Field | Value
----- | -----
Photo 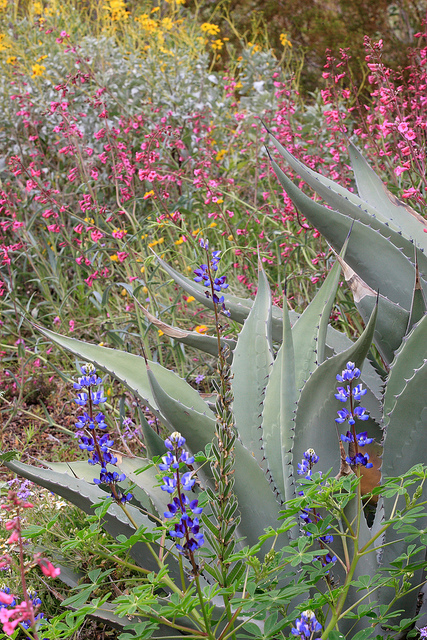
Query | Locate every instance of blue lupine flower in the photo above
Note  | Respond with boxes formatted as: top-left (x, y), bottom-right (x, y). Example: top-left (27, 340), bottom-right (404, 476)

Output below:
top-left (347, 452), bottom-right (373, 468)
top-left (159, 432), bottom-right (204, 559)
top-left (353, 383), bottom-right (367, 400)
top-left (336, 408), bottom-right (350, 424)
top-left (161, 476), bottom-right (178, 494)
top-left (194, 240), bottom-right (230, 317)
top-left (354, 406), bottom-right (369, 421)
top-left (335, 363), bottom-right (373, 468)
top-left (91, 390), bottom-right (107, 405)
top-left (291, 610), bottom-right (322, 638)
top-left (303, 448), bottom-right (319, 465)
top-left (336, 361), bottom-right (361, 383)
top-left (75, 392), bottom-right (88, 406)
top-left (356, 431), bottom-right (374, 446)
top-left (72, 364), bottom-right (132, 504)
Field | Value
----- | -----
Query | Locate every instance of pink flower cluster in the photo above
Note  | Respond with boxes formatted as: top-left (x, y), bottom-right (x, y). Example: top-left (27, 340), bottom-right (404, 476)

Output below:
top-left (0, 490), bottom-right (60, 637)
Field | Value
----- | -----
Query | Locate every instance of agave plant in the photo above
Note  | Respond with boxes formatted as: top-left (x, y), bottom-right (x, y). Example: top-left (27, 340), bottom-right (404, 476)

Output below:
top-left (3, 140), bottom-right (426, 636)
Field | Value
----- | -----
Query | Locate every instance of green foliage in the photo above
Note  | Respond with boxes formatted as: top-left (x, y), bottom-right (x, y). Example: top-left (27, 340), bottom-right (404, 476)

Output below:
top-left (4, 220), bottom-right (426, 635)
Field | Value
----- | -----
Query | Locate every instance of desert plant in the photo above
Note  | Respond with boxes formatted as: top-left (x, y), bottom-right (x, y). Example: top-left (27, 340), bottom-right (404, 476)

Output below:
top-left (2, 224), bottom-right (426, 637)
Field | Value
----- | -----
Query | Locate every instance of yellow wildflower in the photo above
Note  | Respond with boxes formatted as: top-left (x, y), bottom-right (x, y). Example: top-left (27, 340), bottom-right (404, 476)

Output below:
top-left (211, 39), bottom-right (223, 51)
top-left (0, 0), bottom-right (7, 10)
top-left (201, 23), bottom-right (220, 36)
top-left (209, 222), bottom-right (217, 228)
top-left (136, 14), bottom-right (158, 32)
top-left (228, 234), bottom-right (234, 241)
top-left (158, 329), bottom-right (164, 336)
top-left (195, 325), bottom-right (208, 334)
top-left (161, 17), bottom-right (173, 30)
top-left (0, 34), bottom-right (10, 52)
top-left (215, 149), bottom-right (227, 162)
top-left (33, 1), bottom-right (43, 13)
top-left (279, 33), bottom-right (292, 48)
top-left (31, 63), bottom-right (46, 78)
top-left (148, 237), bottom-right (165, 248)
top-left (143, 189), bottom-right (155, 199)
top-left (110, 254), bottom-right (118, 261)
top-left (104, 0), bottom-right (128, 21)
top-left (6, 56), bottom-right (16, 65)
top-left (140, 265), bottom-right (145, 273)
top-left (142, 286), bottom-right (148, 294)
top-left (121, 288), bottom-right (127, 296)
top-left (192, 228), bottom-right (200, 237)
top-left (187, 296), bottom-right (195, 303)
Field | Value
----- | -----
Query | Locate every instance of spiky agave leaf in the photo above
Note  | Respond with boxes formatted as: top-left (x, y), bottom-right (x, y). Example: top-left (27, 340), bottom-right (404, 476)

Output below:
top-left (379, 314), bottom-right (427, 623)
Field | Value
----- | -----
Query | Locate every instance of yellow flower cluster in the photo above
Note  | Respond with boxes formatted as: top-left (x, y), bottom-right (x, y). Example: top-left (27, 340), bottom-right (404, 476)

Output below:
top-left (0, 0), bottom-right (7, 10)
top-left (31, 63), bottom-right (46, 78)
top-left (0, 33), bottom-right (9, 52)
top-left (200, 22), bottom-right (220, 36)
top-left (135, 13), bottom-right (158, 33)
top-left (33, 1), bottom-right (43, 14)
top-left (280, 32), bottom-right (292, 48)
top-left (211, 38), bottom-right (223, 52)
top-left (104, 0), bottom-right (128, 22)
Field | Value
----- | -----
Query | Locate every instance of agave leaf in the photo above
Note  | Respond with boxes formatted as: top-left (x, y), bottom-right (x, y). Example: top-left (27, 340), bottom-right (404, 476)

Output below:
top-left (407, 257), bottom-right (427, 332)
top-left (325, 327), bottom-right (383, 400)
top-left (3, 460), bottom-right (181, 578)
top-left (382, 314), bottom-right (427, 423)
top-left (338, 257), bottom-right (410, 365)
top-left (154, 253), bottom-right (254, 324)
top-left (270, 158), bottom-right (426, 309)
top-left (34, 325), bottom-right (213, 420)
top-left (379, 323), bottom-right (427, 621)
top-left (334, 491), bottom-right (382, 636)
top-left (136, 407), bottom-right (166, 459)
top-left (231, 261), bottom-right (273, 466)
top-left (348, 142), bottom-right (427, 250)
top-left (268, 133), bottom-right (397, 230)
top-left (154, 253), bottom-right (387, 376)
top-left (292, 249), bottom-right (344, 390)
top-left (262, 296), bottom-right (297, 509)
top-left (269, 133), bottom-right (427, 260)
top-left (146, 365), bottom-right (282, 547)
top-left (138, 303), bottom-right (236, 361)
top-left (293, 302), bottom-right (382, 478)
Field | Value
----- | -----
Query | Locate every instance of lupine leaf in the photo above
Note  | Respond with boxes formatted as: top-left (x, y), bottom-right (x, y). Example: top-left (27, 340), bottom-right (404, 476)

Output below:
top-left (231, 261), bottom-right (274, 466)
top-left (3, 460), bottom-right (181, 578)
